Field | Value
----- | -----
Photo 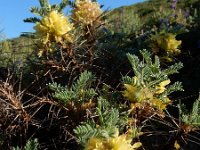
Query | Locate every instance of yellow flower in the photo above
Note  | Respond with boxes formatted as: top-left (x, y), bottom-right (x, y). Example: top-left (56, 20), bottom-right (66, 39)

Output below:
top-left (132, 142), bottom-right (142, 149)
top-left (123, 84), bottom-right (153, 102)
top-left (34, 10), bottom-right (73, 44)
top-left (123, 84), bottom-right (138, 102)
top-left (155, 79), bottom-right (170, 94)
top-left (174, 140), bottom-right (180, 150)
top-left (85, 132), bottom-right (142, 150)
top-left (129, 102), bottom-right (143, 111)
top-left (37, 49), bottom-right (43, 57)
top-left (85, 137), bottom-right (105, 150)
top-left (126, 128), bottom-right (143, 139)
top-left (106, 135), bottom-right (141, 150)
top-left (151, 33), bottom-right (181, 55)
top-left (81, 99), bottom-right (95, 110)
top-left (151, 98), bottom-right (171, 111)
top-left (163, 34), bottom-right (181, 54)
top-left (72, 0), bottom-right (103, 25)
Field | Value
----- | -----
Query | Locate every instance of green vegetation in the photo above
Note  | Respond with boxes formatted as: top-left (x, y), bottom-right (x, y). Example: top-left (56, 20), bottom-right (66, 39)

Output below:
top-left (0, 37), bottom-right (34, 67)
top-left (180, 94), bottom-right (200, 127)
top-left (13, 139), bottom-right (39, 150)
top-left (108, 0), bottom-right (199, 34)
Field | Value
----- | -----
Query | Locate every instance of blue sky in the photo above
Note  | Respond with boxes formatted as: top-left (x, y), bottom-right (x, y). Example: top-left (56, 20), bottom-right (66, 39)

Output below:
top-left (0, 0), bottom-right (144, 39)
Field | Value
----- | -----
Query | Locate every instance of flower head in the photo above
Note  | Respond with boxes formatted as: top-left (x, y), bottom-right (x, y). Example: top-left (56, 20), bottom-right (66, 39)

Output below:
top-left (152, 98), bottom-right (171, 111)
top-left (123, 84), bottom-right (138, 102)
top-left (163, 34), bottom-right (181, 54)
top-left (123, 84), bottom-right (153, 103)
top-left (34, 10), bottom-right (73, 44)
top-left (72, 0), bottom-right (103, 25)
top-left (84, 137), bottom-right (105, 150)
top-left (171, 0), bottom-right (178, 10)
top-left (151, 33), bottom-right (181, 55)
top-left (155, 79), bottom-right (171, 94)
top-left (85, 134), bottom-right (142, 150)
top-left (106, 135), bottom-right (141, 150)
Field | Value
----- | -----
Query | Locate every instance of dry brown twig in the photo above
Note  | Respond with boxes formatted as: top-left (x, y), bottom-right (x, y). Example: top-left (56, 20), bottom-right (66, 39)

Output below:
top-left (0, 80), bottom-right (31, 133)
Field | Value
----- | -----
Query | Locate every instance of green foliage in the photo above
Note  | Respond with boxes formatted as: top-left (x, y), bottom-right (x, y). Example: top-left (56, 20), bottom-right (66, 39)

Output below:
top-left (164, 81), bottom-right (183, 95)
top-left (0, 40), bottom-right (12, 67)
top-left (123, 50), bottom-right (183, 90)
top-left (30, 0), bottom-right (70, 17)
top-left (48, 71), bottom-right (97, 104)
top-left (163, 62), bottom-right (184, 75)
top-left (96, 97), bottom-right (120, 133)
top-left (122, 50), bottom-right (184, 113)
top-left (13, 139), bottom-right (39, 150)
top-left (191, 7), bottom-right (200, 26)
top-left (180, 94), bottom-right (200, 127)
top-left (108, 0), bottom-right (198, 35)
top-left (23, 17), bottom-right (41, 23)
top-left (74, 122), bottom-right (101, 146)
top-left (108, 7), bottom-right (142, 34)
top-left (24, 139), bottom-right (39, 150)
top-left (0, 37), bottom-right (34, 68)
top-left (74, 97), bottom-right (126, 146)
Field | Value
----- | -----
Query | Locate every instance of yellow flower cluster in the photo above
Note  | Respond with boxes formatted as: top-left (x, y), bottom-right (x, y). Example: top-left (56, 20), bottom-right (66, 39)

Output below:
top-left (85, 137), bottom-right (104, 150)
top-left (34, 10), bottom-right (73, 44)
top-left (106, 135), bottom-right (141, 150)
top-left (72, 0), bottom-right (103, 25)
top-left (85, 135), bottom-right (141, 150)
top-left (123, 84), bottom-right (153, 103)
top-left (123, 79), bottom-right (171, 111)
top-left (151, 33), bottom-right (182, 55)
top-left (152, 98), bottom-right (171, 110)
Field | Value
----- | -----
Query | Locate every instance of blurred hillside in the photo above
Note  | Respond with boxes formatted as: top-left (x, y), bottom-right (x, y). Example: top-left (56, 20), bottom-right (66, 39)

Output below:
top-left (108, 0), bottom-right (199, 34)
top-left (0, 37), bottom-right (34, 67)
